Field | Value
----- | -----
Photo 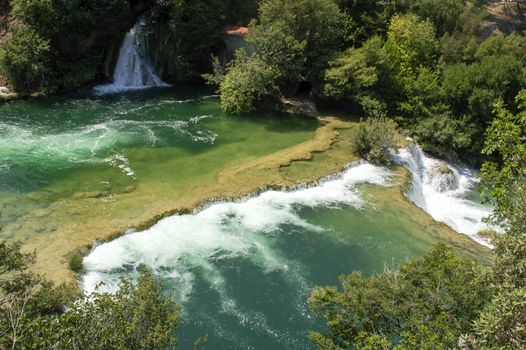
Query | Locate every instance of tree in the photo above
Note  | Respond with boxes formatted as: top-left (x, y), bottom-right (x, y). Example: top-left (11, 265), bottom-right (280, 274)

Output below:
top-left (353, 117), bottom-right (398, 165)
top-left (473, 90), bottom-right (526, 349)
top-left (385, 13), bottom-right (439, 77)
top-left (213, 0), bottom-right (343, 114)
top-left (308, 244), bottom-right (490, 350)
top-left (216, 50), bottom-right (278, 114)
top-left (322, 36), bottom-right (382, 102)
top-left (0, 241), bottom-right (180, 349)
top-left (0, 23), bottom-right (50, 91)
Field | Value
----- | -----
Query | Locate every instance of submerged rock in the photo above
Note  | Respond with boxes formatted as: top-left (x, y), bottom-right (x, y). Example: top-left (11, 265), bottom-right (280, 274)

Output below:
top-left (429, 162), bottom-right (458, 192)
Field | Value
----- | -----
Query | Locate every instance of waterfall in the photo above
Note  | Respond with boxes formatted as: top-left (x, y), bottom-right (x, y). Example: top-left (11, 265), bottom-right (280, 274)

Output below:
top-left (94, 15), bottom-right (169, 94)
top-left (395, 143), bottom-right (495, 248)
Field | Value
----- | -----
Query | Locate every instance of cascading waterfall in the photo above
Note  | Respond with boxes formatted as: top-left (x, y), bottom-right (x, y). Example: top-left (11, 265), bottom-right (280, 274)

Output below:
top-left (396, 142), bottom-right (495, 247)
top-left (94, 15), bottom-right (169, 94)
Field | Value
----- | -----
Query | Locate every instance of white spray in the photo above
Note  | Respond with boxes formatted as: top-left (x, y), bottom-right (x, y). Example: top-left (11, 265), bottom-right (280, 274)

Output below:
top-left (396, 143), bottom-right (495, 247)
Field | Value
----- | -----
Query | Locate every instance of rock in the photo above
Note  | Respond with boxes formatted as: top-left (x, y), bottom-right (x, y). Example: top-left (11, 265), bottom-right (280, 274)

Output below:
top-left (278, 97), bottom-right (318, 117)
top-left (429, 162), bottom-right (459, 192)
top-left (72, 191), bottom-right (109, 200)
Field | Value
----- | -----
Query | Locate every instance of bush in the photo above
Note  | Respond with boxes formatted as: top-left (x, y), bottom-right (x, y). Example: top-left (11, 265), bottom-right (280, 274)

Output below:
top-left (68, 255), bottom-right (83, 272)
top-left (218, 51), bottom-right (277, 114)
top-left (353, 117), bottom-right (398, 165)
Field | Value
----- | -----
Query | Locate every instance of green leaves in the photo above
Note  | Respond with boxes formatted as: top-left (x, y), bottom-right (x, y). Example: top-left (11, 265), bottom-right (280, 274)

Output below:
top-left (308, 244), bottom-right (490, 350)
top-left (0, 23), bottom-right (50, 91)
top-left (353, 117), bottom-right (398, 165)
top-left (217, 0), bottom-right (344, 114)
top-left (0, 241), bottom-right (180, 349)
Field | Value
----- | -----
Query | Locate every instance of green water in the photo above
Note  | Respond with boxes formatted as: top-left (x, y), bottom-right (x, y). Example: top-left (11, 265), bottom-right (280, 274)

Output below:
top-left (1, 87), bottom-right (486, 349)
top-left (0, 86), bottom-right (317, 241)
top-left (82, 169), bottom-right (457, 350)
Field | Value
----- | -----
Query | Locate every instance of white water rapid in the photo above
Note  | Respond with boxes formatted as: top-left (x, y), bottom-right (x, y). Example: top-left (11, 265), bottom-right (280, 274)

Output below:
top-left (94, 16), bottom-right (169, 94)
top-left (396, 143), bottom-right (495, 247)
top-left (81, 163), bottom-right (391, 294)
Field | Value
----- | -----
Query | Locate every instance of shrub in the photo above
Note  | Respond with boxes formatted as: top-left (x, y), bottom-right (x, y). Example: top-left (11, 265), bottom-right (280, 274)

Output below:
top-left (218, 51), bottom-right (277, 114)
top-left (353, 117), bottom-right (398, 165)
top-left (68, 255), bottom-right (83, 272)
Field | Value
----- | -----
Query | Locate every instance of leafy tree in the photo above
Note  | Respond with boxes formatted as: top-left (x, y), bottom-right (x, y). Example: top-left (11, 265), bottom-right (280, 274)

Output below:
top-left (0, 23), bottom-right (50, 91)
top-left (385, 13), bottom-right (439, 77)
top-left (217, 50), bottom-right (277, 114)
top-left (334, 0), bottom-right (393, 47)
top-left (255, 0), bottom-right (343, 84)
top-left (474, 90), bottom-right (526, 350)
top-left (0, 241), bottom-right (180, 349)
top-left (407, 0), bottom-right (464, 36)
top-left (308, 244), bottom-right (490, 350)
top-left (151, 0), bottom-right (226, 81)
top-left (322, 36), bottom-right (382, 102)
top-left (10, 0), bottom-right (59, 37)
top-left (212, 0), bottom-right (343, 114)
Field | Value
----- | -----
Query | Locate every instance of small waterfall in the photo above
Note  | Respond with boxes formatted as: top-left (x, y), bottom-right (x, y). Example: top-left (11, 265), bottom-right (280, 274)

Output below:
top-left (94, 15), bottom-right (169, 94)
top-left (395, 143), bottom-right (495, 247)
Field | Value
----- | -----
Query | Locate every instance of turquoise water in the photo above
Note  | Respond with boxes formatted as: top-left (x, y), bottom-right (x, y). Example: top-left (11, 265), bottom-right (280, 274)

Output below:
top-left (0, 87), bottom-right (317, 241)
top-left (82, 164), bottom-right (453, 350)
top-left (1, 87), bottom-right (487, 349)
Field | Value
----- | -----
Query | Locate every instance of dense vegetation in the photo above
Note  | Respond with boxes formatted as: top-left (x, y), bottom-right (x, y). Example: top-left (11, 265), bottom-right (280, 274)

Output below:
top-left (208, 0), bottom-right (526, 162)
top-left (0, 241), bottom-right (180, 349)
top-left (1, 0), bottom-right (524, 161)
top-left (309, 89), bottom-right (526, 349)
top-left (0, 0), bottom-right (259, 93)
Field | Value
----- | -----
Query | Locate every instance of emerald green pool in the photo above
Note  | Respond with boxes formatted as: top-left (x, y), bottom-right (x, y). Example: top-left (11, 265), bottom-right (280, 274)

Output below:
top-left (0, 87), bottom-right (488, 349)
top-left (0, 87), bottom-right (318, 242)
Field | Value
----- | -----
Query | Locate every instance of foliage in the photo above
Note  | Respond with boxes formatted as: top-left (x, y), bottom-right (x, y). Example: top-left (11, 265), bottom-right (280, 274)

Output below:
top-left (25, 269), bottom-right (180, 350)
top-left (385, 13), bottom-right (439, 77)
top-left (217, 50), bottom-right (277, 114)
top-left (68, 254), bottom-right (83, 272)
top-left (308, 244), bottom-right (490, 350)
top-left (480, 90), bottom-right (526, 232)
top-left (151, 0), bottom-right (226, 81)
top-left (322, 36), bottom-right (382, 102)
top-left (353, 117), bottom-right (398, 165)
top-left (214, 0), bottom-right (343, 114)
top-left (473, 90), bottom-right (526, 350)
top-left (406, 0), bottom-right (464, 36)
top-left (0, 23), bottom-right (50, 91)
top-left (0, 241), bottom-right (180, 349)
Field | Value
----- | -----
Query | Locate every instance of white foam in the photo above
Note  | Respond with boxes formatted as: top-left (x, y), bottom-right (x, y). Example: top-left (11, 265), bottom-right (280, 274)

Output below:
top-left (396, 143), bottom-right (496, 247)
top-left (81, 163), bottom-right (391, 294)
top-left (0, 118), bottom-right (216, 168)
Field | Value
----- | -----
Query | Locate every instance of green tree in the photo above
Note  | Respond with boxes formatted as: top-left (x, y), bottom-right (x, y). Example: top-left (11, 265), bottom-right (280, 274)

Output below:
top-left (385, 13), bottom-right (439, 77)
top-left (213, 0), bottom-right (343, 114)
top-left (474, 90), bottom-right (526, 350)
top-left (353, 117), bottom-right (399, 165)
top-left (408, 0), bottom-right (464, 36)
top-left (10, 0), bottom-right (59, 37)
top-left (0, 23), bottom-right (50, 91)
top-left (216, 50), bottom-right (277, 114)
top-left (308, 244), bottom-right (490, 350)
top-left (0, 241), bottom-right (180, 349)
